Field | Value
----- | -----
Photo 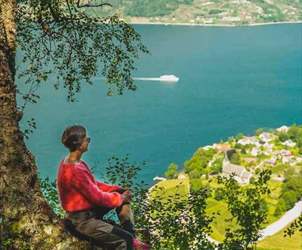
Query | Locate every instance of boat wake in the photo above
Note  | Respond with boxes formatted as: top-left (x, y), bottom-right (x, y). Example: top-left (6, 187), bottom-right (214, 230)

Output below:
top-left (95, 75), bottom-right (179, 83)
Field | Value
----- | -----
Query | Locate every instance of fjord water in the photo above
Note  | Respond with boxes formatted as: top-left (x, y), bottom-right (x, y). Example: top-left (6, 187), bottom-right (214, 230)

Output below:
top-left (18, 24), bottom-right (302, 183)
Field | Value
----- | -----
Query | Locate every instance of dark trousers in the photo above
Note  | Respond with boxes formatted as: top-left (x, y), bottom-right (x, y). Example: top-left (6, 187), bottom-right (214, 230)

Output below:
top-left (65, 207), bottom-right (134, 250)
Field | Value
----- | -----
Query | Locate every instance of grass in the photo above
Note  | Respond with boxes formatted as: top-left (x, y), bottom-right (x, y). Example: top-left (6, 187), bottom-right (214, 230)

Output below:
top-left (257, 226), bottom-right (302, 250)
top-left (271, 164), bottom-right (286, 175)
top-left (150, 178), bottom-right (190, 200)
top-left (206, 198), bottom-right (237, 241)
top-left (264, 180), bottom-right (283, 225)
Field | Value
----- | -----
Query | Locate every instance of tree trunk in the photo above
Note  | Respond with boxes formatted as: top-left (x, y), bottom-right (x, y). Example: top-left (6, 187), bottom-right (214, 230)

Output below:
top-left (0, 1), bottom-right (88, 249)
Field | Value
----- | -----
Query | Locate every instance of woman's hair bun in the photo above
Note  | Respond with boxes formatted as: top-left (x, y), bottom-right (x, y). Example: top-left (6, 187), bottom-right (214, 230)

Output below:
top-left (61, 125), bottom-right (86, 152)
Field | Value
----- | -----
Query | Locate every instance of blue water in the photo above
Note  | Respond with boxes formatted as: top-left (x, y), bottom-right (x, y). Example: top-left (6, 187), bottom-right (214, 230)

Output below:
top-left (18, 24), bottom-right (302, 183)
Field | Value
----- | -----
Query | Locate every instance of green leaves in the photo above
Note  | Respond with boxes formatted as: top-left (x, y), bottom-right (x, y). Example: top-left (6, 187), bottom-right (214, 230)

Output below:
top-left (285, 214), bottom-right (302, 237)
top-left (103, 155), bottom-right (215, 249)
top-left (21, 117), bottom-right (37, 139)
top-left (217, 169), bottom-right (272, 249)
top-left (105, 154), bottom-right (146, 189)
top-left (16, 1), bottom-right (148, 107)
top-left (164, 162), bottom-right (178, 179)
top-left (40, 176), bottom-right (65, 218)
top-left (145, 185), bottom-right (215, 250)
top-left (275, 167), bottom-right (302, 216)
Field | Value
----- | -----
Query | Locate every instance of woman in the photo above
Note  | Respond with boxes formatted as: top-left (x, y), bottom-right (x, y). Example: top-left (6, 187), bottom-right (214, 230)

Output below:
top-left (57, 125), bottom-right (149, 250)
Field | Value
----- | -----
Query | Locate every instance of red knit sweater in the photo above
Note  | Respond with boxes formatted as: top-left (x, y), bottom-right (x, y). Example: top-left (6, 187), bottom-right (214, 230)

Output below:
top-left (57, 159), bottom-right (124, 212)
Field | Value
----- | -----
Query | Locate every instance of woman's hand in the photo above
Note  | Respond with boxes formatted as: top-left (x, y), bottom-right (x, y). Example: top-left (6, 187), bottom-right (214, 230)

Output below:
top-left (121, 190), bottom-right (132, 203)
top-left (117, 187), bottom-right (127, 194)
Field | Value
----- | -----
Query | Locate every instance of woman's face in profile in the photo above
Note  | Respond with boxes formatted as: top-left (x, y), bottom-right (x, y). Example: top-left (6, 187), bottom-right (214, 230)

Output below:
top-left (80, 134), bottom-right (91, 152)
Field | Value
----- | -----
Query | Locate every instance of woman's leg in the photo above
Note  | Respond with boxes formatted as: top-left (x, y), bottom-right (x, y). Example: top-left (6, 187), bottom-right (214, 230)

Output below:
top-left (116, 203), bottom-right (135, 236)
top-left (74, 217), bottom-right (133, 250)
top-left (92, 204), bottom-right (135, 236)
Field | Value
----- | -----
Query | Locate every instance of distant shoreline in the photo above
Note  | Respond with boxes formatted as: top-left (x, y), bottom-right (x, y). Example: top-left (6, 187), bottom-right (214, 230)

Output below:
top-left (130, 20), bottom-right (302, 27)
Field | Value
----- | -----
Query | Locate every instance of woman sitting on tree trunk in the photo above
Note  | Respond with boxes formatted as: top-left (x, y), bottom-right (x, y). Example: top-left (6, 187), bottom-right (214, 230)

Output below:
top-left (56, 125), bottom-right (150, 250)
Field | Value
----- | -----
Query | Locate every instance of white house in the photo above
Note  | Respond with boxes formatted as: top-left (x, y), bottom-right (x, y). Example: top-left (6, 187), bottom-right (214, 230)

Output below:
top-left (279, 150), bottom-right (292, 157)
top-left (263, 143), bottom-right (273, 155)
top-left (238, 136), bottom-right (258, 146)
top-left (263, 142), bottom-right (273, 149)
top-left (259, 132), bottom-right (276, 143)
top-left (222, 16), bottom-right (241, 22)
top-left (266, 156), bottom-right (277, 165)
top-left (251, 147), bottom-right (260, 156)
top-left (282, 156), bottom-right (293, 164)
top-left (276, 125), bottom-right (289, 133)
top-left (296, 157), bottom-right (302, 163)
top-left (282, 140), bottom-right (296, 148)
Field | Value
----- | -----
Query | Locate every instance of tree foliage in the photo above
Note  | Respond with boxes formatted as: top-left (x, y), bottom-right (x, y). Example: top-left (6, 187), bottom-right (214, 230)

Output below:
top-left (277, 125), bottom-right (302, 152)
top-left (16, 0), bottom-right (148, 110)
top-left (40, 176), bottom-right (65, 218)
top-left (184, 148), bottom-right (216, 178)
top-left (164, 162), bottom-right (178, 179)
top-left (285, 214), bottom-right (302, 238)
top-left (103, 155), bottom-right (214, 249)
top-left (275, 167), bottom-right (302, 216)
top-left (217, 169), bottom-right (271, 250)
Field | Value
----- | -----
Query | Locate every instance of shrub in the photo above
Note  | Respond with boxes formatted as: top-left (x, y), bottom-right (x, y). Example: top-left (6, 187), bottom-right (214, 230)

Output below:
top-left (282, 191), bottom-right (298, 210)
top-left (165, 163), bottom-right (178, 179)
top-left (211, 157), bottom-right (223, 174)
top-left (208, 9), bottom-right (223, 15)
top-left (229, 152), bottom-right (241, 165)
top-left (214, 188), bottom-right (224, 201)
top-left (274, 199), bottom-right (286, 216)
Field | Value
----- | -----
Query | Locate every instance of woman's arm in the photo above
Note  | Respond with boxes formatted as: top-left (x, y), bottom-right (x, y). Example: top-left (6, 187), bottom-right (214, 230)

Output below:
top-left (72, 166), bottom-right (124, 208)
top-left (81, 160), bottom-right (124, 193)
top-left (96, 181), bottom-right (124, 193)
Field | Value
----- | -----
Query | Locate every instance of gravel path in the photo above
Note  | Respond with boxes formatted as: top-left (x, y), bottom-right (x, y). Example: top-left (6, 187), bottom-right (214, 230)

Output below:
top-left (259, 200), bottom-right (302, 240)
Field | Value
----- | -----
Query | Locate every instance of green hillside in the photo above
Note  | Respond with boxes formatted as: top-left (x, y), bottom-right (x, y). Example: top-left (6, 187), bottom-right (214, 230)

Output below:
top-left (100, 0), bottom-right (302, 25)
top-left (154, 125), bottom-right (302, 249)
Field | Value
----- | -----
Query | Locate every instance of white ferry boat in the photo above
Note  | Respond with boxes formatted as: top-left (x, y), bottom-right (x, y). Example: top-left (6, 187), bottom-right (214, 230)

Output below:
top-left (159, 75), bottom-right (179, 82)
